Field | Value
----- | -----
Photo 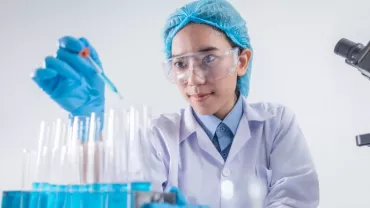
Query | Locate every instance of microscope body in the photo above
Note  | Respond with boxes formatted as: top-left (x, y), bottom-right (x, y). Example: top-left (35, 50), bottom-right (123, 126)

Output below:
top-left (335, 38), bottom-right (370, 146)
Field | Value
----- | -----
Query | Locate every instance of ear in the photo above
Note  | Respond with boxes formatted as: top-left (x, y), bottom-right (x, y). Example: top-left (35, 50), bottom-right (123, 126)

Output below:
top-left (237, 49), bottom-right (252, 77)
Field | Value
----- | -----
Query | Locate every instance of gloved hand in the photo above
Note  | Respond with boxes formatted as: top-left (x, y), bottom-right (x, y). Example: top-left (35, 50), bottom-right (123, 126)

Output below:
top-left (32, 36), bottom-right (105, 118)
top-left (142, 187), bottom-right (210, 208)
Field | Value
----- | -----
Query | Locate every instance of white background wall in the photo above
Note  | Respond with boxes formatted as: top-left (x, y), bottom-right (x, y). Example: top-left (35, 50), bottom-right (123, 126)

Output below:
top-left (1, 0), bottom-right (370, 207)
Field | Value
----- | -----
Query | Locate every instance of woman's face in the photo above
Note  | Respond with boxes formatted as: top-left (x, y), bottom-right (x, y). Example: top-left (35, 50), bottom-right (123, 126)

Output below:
top-left (171, 23), bottom-right (251, 118)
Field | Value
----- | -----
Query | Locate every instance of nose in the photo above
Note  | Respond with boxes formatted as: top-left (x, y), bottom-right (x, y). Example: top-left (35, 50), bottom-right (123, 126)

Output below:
top-left (187, 64), bottom-right (206, 86)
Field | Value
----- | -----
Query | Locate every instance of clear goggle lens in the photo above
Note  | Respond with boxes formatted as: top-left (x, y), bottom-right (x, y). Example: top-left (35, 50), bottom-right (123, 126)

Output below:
top-left (163, 48), bottom-right (240, 84)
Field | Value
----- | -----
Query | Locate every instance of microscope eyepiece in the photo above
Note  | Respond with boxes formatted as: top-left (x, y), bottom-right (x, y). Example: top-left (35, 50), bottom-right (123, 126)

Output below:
top-left (334, 38), bottom-right (364, 63)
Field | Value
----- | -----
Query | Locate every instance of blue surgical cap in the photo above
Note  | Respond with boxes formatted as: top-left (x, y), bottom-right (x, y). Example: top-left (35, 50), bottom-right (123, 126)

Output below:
top-left (162, 0), bottom-right (253, 97)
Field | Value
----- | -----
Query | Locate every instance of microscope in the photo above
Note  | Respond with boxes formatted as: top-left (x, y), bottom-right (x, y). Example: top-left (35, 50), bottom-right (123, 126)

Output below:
top-left (334, 38), bottom-right (370, 146)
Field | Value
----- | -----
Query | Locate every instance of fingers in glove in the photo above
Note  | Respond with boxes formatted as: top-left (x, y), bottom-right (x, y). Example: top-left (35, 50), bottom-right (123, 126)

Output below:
top-left (31, 67), bottom-right (60, 95)
top-left (141, 203), bottom-right (175, 208)
top-left (56, 48), bottom-right (99, 86)
top-left (168, 187), bottom-right (187, 206)
top-left (59, 36), bottom-right (102, 68)
top-left (58, 36), bottom-right (85, 53)
top-left (45, 56), bottom-right (81, 80)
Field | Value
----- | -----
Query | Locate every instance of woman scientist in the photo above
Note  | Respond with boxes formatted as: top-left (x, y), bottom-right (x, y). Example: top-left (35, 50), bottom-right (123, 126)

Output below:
top-left (31, 0), bottom-right (319, 207)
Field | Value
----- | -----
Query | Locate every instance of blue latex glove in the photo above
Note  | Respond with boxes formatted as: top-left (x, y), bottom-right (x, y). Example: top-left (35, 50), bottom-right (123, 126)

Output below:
top-left (142, 187), bottom-right (210, 208)
top-left (32, 36), bottom-right (105, 118)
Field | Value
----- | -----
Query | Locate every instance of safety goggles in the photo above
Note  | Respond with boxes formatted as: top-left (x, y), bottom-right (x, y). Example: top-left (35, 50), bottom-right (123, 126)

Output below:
top-left (162, 48), bottom-right (240, 84)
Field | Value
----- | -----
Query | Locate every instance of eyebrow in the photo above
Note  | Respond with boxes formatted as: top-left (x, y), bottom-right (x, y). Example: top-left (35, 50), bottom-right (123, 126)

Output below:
top-left (171, 46), bottom-right (220, 58)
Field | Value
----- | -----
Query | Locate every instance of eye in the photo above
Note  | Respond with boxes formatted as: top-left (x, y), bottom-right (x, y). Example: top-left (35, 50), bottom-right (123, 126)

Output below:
top-left (203, 55), bottom-right (216, 64)
top-left (174, 61), bottom-right (187, 69)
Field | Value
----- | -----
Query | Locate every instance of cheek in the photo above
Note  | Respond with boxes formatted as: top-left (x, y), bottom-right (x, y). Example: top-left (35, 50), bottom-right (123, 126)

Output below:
top-left (213, 75), bottom-right (238, 95)
top-left (176, 84), bottom-right (190, 99)
top-left (176, 84), bottom-right (186, 92)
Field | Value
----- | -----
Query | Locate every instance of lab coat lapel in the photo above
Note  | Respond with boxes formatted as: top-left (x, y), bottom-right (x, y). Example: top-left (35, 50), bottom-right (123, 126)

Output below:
top-left (227, 98), bottom-right (275, 163)
top-left (195, 123), bottom-right (225, 164)
top-left (226, 115), bottom-right (251, 163)
top-left (183, 106), bottom-right (224, 164)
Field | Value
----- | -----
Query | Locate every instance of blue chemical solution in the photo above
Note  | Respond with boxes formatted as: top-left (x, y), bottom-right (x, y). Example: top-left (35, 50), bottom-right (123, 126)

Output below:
top-left (2, 182), bottom-right (152, 208)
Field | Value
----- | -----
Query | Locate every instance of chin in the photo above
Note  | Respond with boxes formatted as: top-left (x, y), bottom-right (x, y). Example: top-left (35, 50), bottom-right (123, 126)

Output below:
top-left (190, 100), bottom-right (219, 115)
top-left (192, 106), bottom-right (216, 115)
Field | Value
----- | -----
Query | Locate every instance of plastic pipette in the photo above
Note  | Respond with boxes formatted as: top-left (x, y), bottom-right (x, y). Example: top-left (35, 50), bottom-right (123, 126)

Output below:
top-left (79, 48), bottom-right (123, 99)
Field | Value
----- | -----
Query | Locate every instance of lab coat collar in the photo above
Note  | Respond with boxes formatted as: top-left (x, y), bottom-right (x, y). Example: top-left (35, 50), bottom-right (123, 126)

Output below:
top-left (192, 94), bottom-right (244, 139)
top-left (243, 98), bottom-right (275, 121)
top-left (180, 96), bottom-right (275, 143)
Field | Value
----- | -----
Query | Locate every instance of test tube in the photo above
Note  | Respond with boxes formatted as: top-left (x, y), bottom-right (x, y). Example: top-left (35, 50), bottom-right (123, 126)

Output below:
top-left (131, 105), bottom-right (153, 194)
top-left (127, 105), bottom-right (152, 182)
top-left (57, 121), bottom-right (71, 187)
top-left (139, 104), bottom-right (153, 179)
top-left (34, 121), bottom-right (54, 191)
top-left (103, 108), bottom-right (130, 184)
top-left (21, 149), bottom-right (32, 191)
top-left (64, 118), bottom-right (79, 187)
top-left (49, 119), bottom-right (64, 187)
top-left (70, 112), bottom-right (105, 191)
top-left (87, 112), bottom-right (105, 188)
top-left (69, 116), bottom-right (84, 186)
top-left (100, 109), bottom-right (119, 184)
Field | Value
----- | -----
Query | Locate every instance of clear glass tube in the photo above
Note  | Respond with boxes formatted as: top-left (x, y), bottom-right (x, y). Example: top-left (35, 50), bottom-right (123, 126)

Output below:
top-left (127, 105), bottom-right (153, 183)
top-left (12, 105), bottom-right (156, 208)
top-left (21, 149), bottom-right (37, 191)
top-left (49, 119), bottom-right (66, 188)
top-left (34, 121), bottom-right (54, 191)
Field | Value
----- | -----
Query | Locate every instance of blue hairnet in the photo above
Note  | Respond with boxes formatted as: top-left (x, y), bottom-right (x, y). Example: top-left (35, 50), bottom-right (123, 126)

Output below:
top-left (162, 0), bottom-right (253, 97)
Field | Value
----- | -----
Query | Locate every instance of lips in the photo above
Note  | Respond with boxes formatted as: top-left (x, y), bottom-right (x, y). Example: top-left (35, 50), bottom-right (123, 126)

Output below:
top-left (189, 93), bottom-right (212, 102)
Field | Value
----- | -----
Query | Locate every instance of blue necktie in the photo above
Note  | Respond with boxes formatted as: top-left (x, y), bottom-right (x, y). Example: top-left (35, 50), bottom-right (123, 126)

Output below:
top-left (212, 123), bottom-right (233, 161)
